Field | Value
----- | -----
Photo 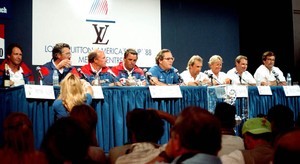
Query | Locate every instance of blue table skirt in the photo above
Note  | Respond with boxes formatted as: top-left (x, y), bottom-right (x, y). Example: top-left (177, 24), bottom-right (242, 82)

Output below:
top-left (0, 85), bottom-right (299, 153)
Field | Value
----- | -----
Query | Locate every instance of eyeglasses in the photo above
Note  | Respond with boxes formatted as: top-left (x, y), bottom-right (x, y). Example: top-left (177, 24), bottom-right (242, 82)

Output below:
top-left (163, 57), bottom-right (175, 61)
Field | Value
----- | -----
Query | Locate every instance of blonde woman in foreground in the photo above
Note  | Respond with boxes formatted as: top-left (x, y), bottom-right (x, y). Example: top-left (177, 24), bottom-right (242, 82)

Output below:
top-left (53, 73), bottom-right (93, 120)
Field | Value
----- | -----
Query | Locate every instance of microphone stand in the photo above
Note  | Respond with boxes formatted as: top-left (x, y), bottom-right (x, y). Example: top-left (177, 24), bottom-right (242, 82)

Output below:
top-left (235, 71), bottom-right (250, 85)
top-left (272, 70), bottom-right (280, 85)
top-left (208, 74), bottom-right (214, 86)
top-left (36, 66), bottom-right (43, 85)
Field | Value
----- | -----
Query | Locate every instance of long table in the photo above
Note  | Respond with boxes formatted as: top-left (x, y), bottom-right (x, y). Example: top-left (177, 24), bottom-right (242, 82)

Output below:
top-left (0, 85), bottom-right (299, 153)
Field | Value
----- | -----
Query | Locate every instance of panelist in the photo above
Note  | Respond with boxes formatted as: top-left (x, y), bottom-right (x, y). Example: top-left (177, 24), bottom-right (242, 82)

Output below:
top-left (40, 43), bottom-right (78, 85)
top-left (79, 49), bottom-right (121, 86)
top-left (254, 51), bottom-right (286, 86)
top-left (0, 43), bottom-right (34, 87)
top-left (148, 49), bottom-right (181, 86)
top-left (111, 48), bottom-right (146, 86)
top-left (205, 55), bottom-right (231, 85)
top-left (227, 55), bottom-right (256, 85)
top-left (180, 55), bottom-right (209, 86)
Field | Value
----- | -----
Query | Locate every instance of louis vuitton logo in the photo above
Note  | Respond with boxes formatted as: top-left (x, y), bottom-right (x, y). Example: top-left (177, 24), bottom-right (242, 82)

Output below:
top-left (92, 24), bottom-right (109, 45)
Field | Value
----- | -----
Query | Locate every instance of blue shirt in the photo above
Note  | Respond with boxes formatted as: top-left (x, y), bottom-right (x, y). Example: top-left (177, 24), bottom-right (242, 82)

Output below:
top-left (148, 65), bottom-right (179, 84)
top-left (41, 60), bottom-right (78, 85)
top-left (53, 93), bottom-right (93, 120)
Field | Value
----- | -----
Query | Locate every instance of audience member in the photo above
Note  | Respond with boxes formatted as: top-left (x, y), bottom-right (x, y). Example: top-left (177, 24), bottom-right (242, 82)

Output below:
top-left (254, 51), bottom-right (286, 86)
top-left (79, 49), bottom-right (121, 86)
top-left (0, 43), bottom-right (34, 87)
top-left (53, 73), bottom-right (93, 120)
top-left (148, 49), bottom-right (181, 85)
top-left (109, 108), bottom-right (165, 164)
top-left (227, 55), bottom-right (256, 85)
top-left (180, 55), bottom-right (209, 86)
top-left (273, 128), bottom-right (300, 164)
top-left (0, 112), bottom-right (47, 164)
top-left (221, 117), bottom-right (273, 164)
top-left (41, 117), bottom-right (91, 164)
top-left (214, 102), bottom-right (244, 156)
top-left (147, 108), bottom-right (177, 126)
top-left (148, 106), bottom-right (222, 163)
top-left (267, 104), bottom-right (294, 145)
top-left (70, 104), bottom-right (106, 164)
top-left (111, 48), bottom-right (146, 86)
top-left (41, 43), bottom-right (78, 85)
top-left (205, 55), bottom-right (230, 85)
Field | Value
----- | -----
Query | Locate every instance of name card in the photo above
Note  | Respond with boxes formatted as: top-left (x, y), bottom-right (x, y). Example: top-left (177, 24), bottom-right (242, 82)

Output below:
top-left (92, 86), bottom-right (104, 99)
top-left (24, 84), bottom-right (55, 99)
top-left (257, 86), bottom-right (272, 95)
top-left (283, 85), bottom-right (300, 97)
top-left (227, 85), bottom-right (248, 97)
top-left (149, 86), bottom-right (182, 98)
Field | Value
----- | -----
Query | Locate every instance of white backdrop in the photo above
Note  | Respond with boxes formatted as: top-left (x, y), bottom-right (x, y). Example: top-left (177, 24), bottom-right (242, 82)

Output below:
top-left (32, 0), bottom-right (161, 67)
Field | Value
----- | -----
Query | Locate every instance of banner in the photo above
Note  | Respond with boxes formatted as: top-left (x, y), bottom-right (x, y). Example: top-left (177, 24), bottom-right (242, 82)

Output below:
top-left (32, 0), bottom-right (161, 67)
top-left (0, 24), bottom-right (4, 59)
top-left (0, 0), bottom-right (12, 18)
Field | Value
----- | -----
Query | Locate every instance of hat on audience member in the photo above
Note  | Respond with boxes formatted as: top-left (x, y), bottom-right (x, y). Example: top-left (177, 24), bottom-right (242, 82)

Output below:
top-left (242, 117), bottom-right (271, 135)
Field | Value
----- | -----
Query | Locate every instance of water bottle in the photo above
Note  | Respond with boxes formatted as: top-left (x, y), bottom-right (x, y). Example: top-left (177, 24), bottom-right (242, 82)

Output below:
top-left (52, 70), bottom-right (59, 86)
top-left (3, 64), bottom-right (10, 88)
top-left (287, 73), bottom-right (292, 86)
top-left (94, 74), bottom-right (99, 86)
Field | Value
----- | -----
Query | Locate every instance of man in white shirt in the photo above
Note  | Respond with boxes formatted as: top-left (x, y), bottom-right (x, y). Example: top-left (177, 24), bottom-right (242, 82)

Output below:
top-left (254, 51), bottom-right (286, 86)
top-left (227, 55), bottom-right (256, 85)
top-left (180, 55), bottom-right (209, 86)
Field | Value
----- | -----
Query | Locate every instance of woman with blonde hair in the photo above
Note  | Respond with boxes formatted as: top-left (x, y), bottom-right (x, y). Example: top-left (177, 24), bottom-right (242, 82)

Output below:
top-left (205, 55), bottom-right (231, 85)
top-left (53, 73), bottom-right (93, 119)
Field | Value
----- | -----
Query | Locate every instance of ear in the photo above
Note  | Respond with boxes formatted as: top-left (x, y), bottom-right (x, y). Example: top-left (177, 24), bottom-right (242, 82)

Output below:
top-left (173, 133), bottom-right (181, 152)
top-left (159, 58), bottom-right (164, 64)
top-left (56, 53), bottom-right (62, 59)
top-left (243, 134), bottom-right (254, 149)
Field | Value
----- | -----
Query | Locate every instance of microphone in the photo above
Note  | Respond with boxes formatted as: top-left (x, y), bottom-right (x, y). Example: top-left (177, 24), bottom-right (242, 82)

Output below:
top-left (272, 70), bottom-right (280, 84)
top-left (143, 68), bottom-right (148, 73)
top-left (204, 70), bottom-right (222, 85)
top-left (204, 70), bottom-right (213, 85)
top-left (174, 69), bottom-right (183, 84)
top-left (36, 66), bottom-right (44, 80)
top-left (36, 66), bottom-right (44, 85)
top-left (204, 70), bottom-right (213, 78)
top-left (37, 66), bottom-right (50, 84)
top-left (145, 72), bottom-right (153, 81)
top-left (235, 71), bottom-right (248, 85)
top-left (145, 72), bottom-right (158, 85)
top-left (77, 68), bottom-right (88, 80)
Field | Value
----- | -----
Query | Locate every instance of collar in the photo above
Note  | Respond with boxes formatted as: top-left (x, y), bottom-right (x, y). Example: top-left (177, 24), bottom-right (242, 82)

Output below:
top-left (157, 65), bottom-right (172, 73)
top-left (122, 62), bottom-right (134, 76)
top-left (90, 63), bottom-right (102, 75)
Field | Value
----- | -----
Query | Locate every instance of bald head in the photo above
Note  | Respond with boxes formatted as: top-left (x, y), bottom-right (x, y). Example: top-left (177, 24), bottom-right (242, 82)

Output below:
top-left (88, 49), bottom-right (106, 69)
